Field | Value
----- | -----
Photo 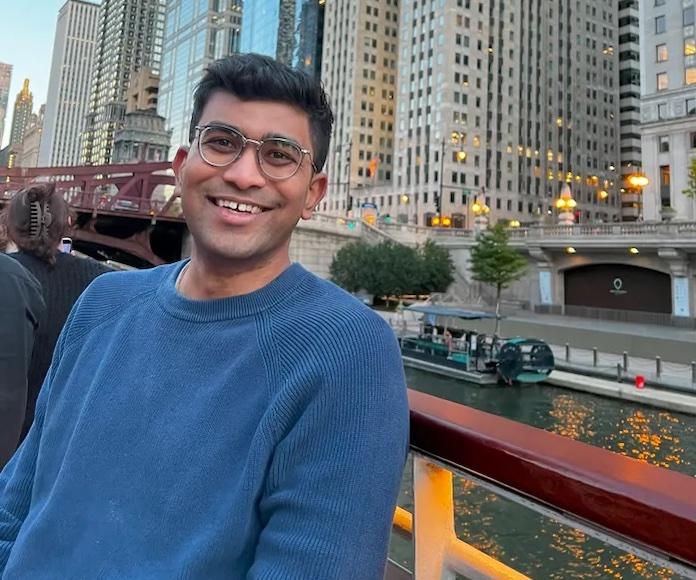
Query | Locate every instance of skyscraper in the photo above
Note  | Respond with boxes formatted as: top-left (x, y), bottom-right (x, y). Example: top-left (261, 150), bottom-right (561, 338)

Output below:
top-left (240, 0), bottom-right (296, 65)
top-left (9, 79), bottom-right (33, 149)
top-left (294, 0), bottom-right (325, 78)
top-left (321, 0), bottom-right (399, 215)
top-left (157, 0), bottom-right (242, 154)
top-left (639, 0), bottom-right (696, 221)
top-left (391, 0), bottom-right (620, 227)
top-left (82, 0), bottom-right (166, 166)
top-left (618, 0), bottom-right (642, 221)
top-left (0, 63), bottom-right (12, 147)
top-left (39, 0), bottom-right (100, 167)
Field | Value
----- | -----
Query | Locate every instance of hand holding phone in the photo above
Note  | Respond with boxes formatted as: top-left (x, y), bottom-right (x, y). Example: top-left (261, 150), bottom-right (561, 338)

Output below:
top-left (60, 237), bottom-right (73, 253)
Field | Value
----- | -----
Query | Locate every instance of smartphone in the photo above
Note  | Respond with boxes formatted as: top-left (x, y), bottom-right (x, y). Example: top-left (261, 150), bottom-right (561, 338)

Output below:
top-left (60, 237), bottom-right (73, 253)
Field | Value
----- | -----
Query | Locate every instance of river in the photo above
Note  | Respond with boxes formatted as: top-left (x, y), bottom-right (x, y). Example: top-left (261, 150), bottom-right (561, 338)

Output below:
top-left (389, 369), bottom-right (696, 578)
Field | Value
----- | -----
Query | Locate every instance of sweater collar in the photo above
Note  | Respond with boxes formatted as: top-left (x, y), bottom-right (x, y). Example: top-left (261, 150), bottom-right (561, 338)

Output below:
top-left (158, 260), bottom-right (309, 322)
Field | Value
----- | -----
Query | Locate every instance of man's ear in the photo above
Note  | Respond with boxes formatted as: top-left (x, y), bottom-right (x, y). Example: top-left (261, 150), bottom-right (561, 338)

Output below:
top-left (301, 172), bottom-right (328, 220)
top-left (172, 147), bottom-right (189, 193)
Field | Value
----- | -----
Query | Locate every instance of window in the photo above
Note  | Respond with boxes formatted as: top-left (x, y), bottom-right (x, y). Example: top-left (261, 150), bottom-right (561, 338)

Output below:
top-left (655, 15), bottom-right (666, 34)
top-left (687, 68), bottom-right (696, 85)
top-left (688, 98), bottom-right (696, 115)
top-left (656, 44), bottom-right (668, 62)
top-left (655, 0), bottom-right (665, 5)
top-left (686, 38), bottom-right (696, 56)
top-left (656, 72), bottom-right (668, 90)
top-left (658, 103), bottom-right (668, 119)
top-left (685, 6), bottom-right (695, 26)
top-left (690, 132), bottom-right (696, 149)
top-left (659, 165), bottom-right (671, 206)
top-left (659, 136), bottom-right (670, 153)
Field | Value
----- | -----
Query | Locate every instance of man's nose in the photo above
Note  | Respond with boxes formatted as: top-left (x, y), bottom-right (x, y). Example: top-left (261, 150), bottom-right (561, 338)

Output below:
top-left (220, 145), bottom-right (266, 189)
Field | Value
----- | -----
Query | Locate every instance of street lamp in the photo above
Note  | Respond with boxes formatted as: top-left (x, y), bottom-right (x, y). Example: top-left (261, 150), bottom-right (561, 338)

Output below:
top-left (624, 173), bottom-right (649, 222)
top-left (471, 196), bottom-right (490, 233)
top-left (554, 183), bottom-right (577, 225)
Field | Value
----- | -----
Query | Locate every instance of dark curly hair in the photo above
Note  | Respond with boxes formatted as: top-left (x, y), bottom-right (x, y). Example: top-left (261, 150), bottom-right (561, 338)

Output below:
top-left (4, 183), bottom-right (72, 265)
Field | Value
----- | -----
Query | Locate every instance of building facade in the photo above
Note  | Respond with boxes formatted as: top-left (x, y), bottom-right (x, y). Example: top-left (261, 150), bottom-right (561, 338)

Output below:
top-left (294, 0), bottom-right (325, 78)
top-left (618, 0), bottom-right (642, 221)
top-left (82, 0), bottom-right (166, 166)
top-left (640, 0), bottom-right (696, 221)
top-left (0, 63), bottom-right (12, 148)
top-left (320, 0), bottom-right (399, 215)
top-left (18, 106), bottom-right (45, 168)
top-left (390, 0), bottom-right (621, 228)
top-left (239, 0), bottom-right (295, 65)
top-left (39, 0), bottom-right (100, 167)
top-left (157, 0), bottom-right (242, 154)
top-left (9, 79), bottom-right (33, 149)
top-left (113, 109), bottom-right (170, 163)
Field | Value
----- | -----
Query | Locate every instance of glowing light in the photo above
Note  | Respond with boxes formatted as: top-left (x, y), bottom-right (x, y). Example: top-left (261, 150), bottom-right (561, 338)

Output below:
top-left (566, 247), bottom-right (577, 254)
top-left (627, 174), bottom-right (649, 188)
top-left (598, 190), bottom-right (609, 200)
top-left (629, 247), bottom-right (640, 254)
top-left (456, 150), bottom-right (467, 161)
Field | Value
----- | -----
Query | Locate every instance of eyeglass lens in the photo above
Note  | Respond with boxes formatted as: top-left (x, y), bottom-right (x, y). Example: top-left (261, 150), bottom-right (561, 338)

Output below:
top-left (198, 126), bottom-right (304, 179)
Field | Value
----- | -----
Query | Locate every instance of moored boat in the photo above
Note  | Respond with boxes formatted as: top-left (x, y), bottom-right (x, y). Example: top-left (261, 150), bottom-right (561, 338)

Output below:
top-left (399, 304), bottom-right (555, 385)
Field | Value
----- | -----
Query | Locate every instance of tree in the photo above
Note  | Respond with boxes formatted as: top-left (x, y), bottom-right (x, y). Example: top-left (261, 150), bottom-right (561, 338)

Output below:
top-left (329, 241), bottom-right (372, 293)
top-left (415, 239), bottom-right (454, 294)
top-left (682, 157), bottom-right (696, 199)
top-left (329, 239), bottom-right (454, 306)
top-left (469, 224), bottom-right (527, 336)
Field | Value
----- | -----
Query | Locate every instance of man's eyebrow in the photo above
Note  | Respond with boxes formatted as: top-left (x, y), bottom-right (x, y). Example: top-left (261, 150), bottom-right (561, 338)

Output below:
top-left (261, 132), bottom-right (303, 145)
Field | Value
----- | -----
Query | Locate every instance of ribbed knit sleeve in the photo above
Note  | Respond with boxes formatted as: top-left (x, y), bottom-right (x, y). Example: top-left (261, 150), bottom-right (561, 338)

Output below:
top-left (249, 301), bottom-right (409, 579)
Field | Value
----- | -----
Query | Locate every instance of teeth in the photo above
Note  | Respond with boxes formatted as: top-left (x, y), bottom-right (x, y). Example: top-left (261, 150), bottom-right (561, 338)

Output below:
top-left (216, 199), bottom-right (263, 214)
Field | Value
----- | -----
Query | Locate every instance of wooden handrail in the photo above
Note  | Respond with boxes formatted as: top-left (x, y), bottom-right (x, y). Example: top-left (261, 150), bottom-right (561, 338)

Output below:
top-left (407, 389), bottom-right (696, 568)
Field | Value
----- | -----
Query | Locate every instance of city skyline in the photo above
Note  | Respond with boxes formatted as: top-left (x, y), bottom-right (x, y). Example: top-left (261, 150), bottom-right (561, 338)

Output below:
top-left (0, 0), bottom-right (74, 148)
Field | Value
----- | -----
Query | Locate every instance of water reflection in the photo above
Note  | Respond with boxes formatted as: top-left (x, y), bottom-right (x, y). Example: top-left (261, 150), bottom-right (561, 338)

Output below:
top-left (391, 369), bottom-right (696, 578)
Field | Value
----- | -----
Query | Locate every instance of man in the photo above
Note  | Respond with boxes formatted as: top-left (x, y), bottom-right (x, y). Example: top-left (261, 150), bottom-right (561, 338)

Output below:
top-left (0, 53), bottom-right (409, 579)
top-left (0, 254), bottom-right (45, 468)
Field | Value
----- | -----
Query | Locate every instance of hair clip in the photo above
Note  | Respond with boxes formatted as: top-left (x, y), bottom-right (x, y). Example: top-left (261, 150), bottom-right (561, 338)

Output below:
top-left (29, 200), bottom-right (53, 238)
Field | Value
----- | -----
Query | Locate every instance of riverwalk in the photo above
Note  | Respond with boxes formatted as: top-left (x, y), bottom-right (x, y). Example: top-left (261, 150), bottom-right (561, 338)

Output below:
top-left (379, 309), bottom-right (696, 415)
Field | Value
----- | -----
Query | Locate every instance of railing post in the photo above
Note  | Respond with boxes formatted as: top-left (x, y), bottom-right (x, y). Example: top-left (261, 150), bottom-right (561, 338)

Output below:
top-left (617, 363), bottom-right (622, 382)
top-left (412, 456), bottom-right (454, 578)
top-left (622, 351), bottom-right (628, 372)
top-left (565, 343), bottom-right (570, 362)
top-left (655, 356), bottom-right (662, 379)
top-left (592, 347), bottom-right (598, 367)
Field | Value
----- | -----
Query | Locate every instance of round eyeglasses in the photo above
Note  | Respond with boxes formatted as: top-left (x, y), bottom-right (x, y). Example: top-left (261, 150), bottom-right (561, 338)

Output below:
top-left (194, 124), bottom-right (317, 180)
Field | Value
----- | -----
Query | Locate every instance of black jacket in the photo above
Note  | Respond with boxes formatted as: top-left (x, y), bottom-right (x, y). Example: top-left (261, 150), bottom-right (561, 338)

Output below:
top-left (0, 254), bottom-right (45, 468)
top-left (10, 252), bottom-right (112, 440)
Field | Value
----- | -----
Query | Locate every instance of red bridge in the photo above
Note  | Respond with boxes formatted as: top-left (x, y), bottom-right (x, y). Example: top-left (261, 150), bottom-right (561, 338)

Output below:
top-left (0, 163), bottom-right (185, 267)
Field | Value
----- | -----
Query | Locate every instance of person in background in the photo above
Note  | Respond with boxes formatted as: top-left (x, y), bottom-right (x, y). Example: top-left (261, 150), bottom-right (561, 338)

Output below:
top-left (0, 254), bottom-right (45, 468)
top-left (4, 183), bottom-right (112, 440)
top-left (0, 53), bottom-right (408, 579)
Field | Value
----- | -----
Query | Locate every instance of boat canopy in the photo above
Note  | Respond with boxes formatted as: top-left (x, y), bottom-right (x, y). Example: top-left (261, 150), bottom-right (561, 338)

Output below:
top-left (406, 304), bottom-right (498, 319)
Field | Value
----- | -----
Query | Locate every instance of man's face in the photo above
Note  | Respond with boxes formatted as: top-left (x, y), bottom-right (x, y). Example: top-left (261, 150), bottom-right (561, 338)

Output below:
top-left (173, 91), bottom-right (327, 271)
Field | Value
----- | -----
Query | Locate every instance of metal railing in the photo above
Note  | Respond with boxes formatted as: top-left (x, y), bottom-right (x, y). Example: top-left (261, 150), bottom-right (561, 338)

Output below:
top-left (387, 390), bottom-right (696, 578)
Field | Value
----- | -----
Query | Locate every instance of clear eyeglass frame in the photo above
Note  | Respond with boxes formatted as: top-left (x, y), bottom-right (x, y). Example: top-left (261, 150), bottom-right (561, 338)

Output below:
top-left (194, 124), bottom-right (317, 180)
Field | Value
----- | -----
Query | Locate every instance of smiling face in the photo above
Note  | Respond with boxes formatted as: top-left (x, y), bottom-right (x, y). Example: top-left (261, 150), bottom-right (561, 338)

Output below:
top-left (173, 91), bottom-right (327, 277)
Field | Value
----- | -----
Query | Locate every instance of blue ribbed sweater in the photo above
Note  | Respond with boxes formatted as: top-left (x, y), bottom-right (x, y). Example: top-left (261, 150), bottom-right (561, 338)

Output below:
top-left (0, 262), bottom-right (409, 579)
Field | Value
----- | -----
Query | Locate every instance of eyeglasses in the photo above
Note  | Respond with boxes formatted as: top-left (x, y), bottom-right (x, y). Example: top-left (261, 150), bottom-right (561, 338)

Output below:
top-left (194, 124), bottom-right (317, 180)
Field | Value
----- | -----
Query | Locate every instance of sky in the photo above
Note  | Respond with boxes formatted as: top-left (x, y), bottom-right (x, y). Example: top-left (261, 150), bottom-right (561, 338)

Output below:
top-left (0, 0), bottom-right (67, 148)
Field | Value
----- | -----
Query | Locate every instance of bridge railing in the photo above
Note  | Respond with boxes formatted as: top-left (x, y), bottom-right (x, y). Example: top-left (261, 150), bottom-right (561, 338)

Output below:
top-left (387, 390), bottom-right (696, 578)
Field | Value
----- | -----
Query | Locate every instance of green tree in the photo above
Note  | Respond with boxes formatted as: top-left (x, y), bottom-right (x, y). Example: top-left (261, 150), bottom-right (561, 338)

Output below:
top-left (682, 157), bottom-right (696, 199)
top-left (416, 240), bottom-right (454, 294)
top-left (330, 239), bottom-right (455, 306)
top-left (329, 241), bottom-right (372, 293)
top-left (469, 224), bottom-right (527, 335)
